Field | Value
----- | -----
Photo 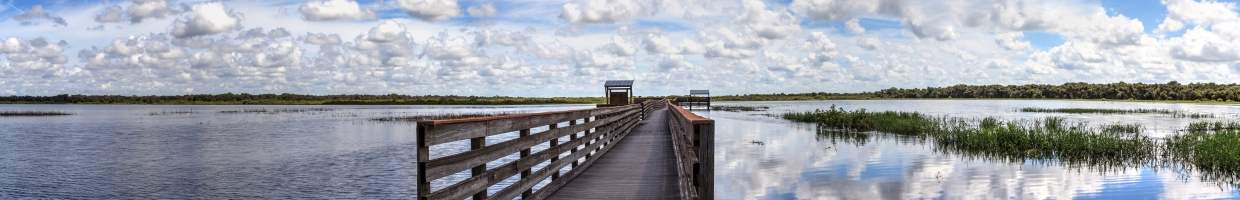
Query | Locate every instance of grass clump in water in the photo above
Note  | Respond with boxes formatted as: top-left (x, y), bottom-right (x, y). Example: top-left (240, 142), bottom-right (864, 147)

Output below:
top-left (785, 106), bottom-right (1157, 167)
top-left (1185, 121), bottom-right (1240, 132)
top-left (935, 117), bottom-right (1155, 165)
top-left (371, 112), bottom-right (521, 122)
top-left (782, 105), bottom-right (937, 135)
top-left (710, 105), bottom-right (769, 112)
top-left (1019, 107), bottom-right (1174, 114)
top-left (0, 111), bottom-right (72, 116)
top-left (1019, 107), bottom-right (1213, 118)
top-left (1101, 124), bottom-right (1143, 134)
top-left (1167, 122), bottom-right (1240, 184)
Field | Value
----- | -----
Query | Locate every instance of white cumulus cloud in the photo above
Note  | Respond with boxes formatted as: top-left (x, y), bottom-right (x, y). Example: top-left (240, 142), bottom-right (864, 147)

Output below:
top-left (171, 2), bottom-right (241, 38)
top-left (300, 0), bottom-right (377, 21)
top-left (396, 0), bottom-right (461, 21)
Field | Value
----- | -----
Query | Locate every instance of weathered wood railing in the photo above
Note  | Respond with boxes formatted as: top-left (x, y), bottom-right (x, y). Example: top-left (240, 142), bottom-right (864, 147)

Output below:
top-left (667, 102), bottom-right (715, 200)
top-left (416, 100), bottom-right (665, 200)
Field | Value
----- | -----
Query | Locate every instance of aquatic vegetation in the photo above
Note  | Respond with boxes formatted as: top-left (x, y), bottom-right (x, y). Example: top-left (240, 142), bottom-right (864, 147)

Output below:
top-left (1100, 124), bottom-right (1143, 134)
top-left (934, 117), bottom-right (1156, 166)
top-left (786, 106), bottom-right (1157, 168)
top-left (1185, 121), bottom-right (1240, 132)
top-left (218, 108), bottom-right (334, 114)
top-left (1019, 107), bottom-right (1175, 114)
top-left (1167, 124), bottom-right (1240, 185)
top-left (0, 111), bottom-right (72, 116)
top-left (1173, 112), bottom-right (1216, 119)
top-left (1019, 107), bottom-right (1214, 118)
top-left (788, 105), bottom-right (1240, 187)
top-left (710, 105), bottom-right (769, 112)
top-left (371, 112), bottom-right (521, 122)
top-left (148, 111), bottom-right (196, 116)
top-left (782, 106), bottom-right (938, 135)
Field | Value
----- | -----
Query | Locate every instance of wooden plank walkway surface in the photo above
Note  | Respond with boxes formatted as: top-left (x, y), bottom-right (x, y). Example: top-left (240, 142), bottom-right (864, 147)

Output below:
top-left (546, 107), bottom-right (680, 200)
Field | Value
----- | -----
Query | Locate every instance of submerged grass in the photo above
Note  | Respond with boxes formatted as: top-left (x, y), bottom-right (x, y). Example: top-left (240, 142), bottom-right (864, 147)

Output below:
top-left (218, 108), bottom-right (334, 114)
top-left (1019, 107), bottom-right (1214, 118)
top-left (371, 112), bottom-right (521, 122)
top-left (710, 105), bottom-right (770, 112)
top-left (1019, 107), bottom-right (1175, 114)
top-left (0, 111), bottom-right (72, 116)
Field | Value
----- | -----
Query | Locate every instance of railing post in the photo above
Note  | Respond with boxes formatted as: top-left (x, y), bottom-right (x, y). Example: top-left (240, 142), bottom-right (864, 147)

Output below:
top-left (416, 124), bottom-right (430, 200)
top-left (570, 119), bottom-right (581, 168)
top-left (519, 128), bottom-right (533, 199)
top-left (470, 136), bottom-right (486, 200)
top-left (696, 123), bottom-right (715, 200)
top-left (549, 123), bottom-right (560, 180)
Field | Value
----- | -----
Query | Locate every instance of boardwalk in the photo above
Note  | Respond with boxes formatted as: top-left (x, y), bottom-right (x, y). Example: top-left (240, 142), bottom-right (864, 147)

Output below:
top-left (415, 100), bottom-right (711, 200)
top-left (546, 107), bottom-right (679, 200)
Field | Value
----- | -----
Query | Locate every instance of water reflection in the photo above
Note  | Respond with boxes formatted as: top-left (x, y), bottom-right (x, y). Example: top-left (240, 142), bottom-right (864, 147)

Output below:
top-left (710, 100), bottom-right (1240, 199)
top-left (0, 104), bottom-right (590, 199)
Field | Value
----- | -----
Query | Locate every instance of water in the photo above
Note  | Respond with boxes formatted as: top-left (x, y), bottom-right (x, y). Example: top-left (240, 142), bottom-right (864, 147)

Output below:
top-left (706, 100), bottom-right (1240, 199)
top-left (0, 104), bottom-right (591, 199)
top-left (2, 100), bottom-right (1240, 199)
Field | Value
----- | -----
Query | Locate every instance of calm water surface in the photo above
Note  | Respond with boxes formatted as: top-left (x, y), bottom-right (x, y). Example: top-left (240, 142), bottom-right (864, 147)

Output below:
top-left (3, 100), bottom-right (1240, 199)
top-left (0, 104), bottom-right (591, 199)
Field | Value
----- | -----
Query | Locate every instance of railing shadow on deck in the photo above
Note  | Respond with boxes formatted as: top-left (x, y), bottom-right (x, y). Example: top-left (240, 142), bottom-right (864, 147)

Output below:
top-left (667, 104), bottom-right (714, 200)
top-left (416, 99), bottom-right (668, 200)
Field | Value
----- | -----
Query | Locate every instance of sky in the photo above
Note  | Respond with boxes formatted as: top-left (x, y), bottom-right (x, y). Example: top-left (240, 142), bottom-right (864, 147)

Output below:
top-left (1, 0), bottom-right (1240, 97)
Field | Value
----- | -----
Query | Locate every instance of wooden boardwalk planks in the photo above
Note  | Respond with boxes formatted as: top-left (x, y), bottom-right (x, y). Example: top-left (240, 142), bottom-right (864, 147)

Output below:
top-left (546, 107), bottom-right (681, 200)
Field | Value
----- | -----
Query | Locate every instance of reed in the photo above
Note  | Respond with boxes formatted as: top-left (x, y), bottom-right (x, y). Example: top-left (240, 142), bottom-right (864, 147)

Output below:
top-left (784, 106), bottom-right (1157, 167)
top-left (371, 112), bottom-right (521, 122)
top-left (218, 108), bottom-right (334, 114)
top-left (1185, 121), bottom-right (1240, 132)
top-left (1167, 124), bottom-right (1240, 184)
top-left (710, 105), bottom-right (769, 112)
top-left (782, 106), bottom-right (937, 135)
top-left (934, 117), bottom-right (1155, 166)
top-left (1019, 107), bottom-right (1213, 118)
top-left (1019, 107), bottom-right (1174, 114)
top-left (0, 111), bottom-right (72, 116)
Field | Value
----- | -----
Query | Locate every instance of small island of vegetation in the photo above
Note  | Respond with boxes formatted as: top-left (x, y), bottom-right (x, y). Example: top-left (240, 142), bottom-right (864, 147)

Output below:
top-left (0, 111), bottom-right (73, 116)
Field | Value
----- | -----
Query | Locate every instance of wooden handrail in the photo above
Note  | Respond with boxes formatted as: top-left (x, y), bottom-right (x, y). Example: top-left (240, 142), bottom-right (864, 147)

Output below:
top-left (417, 99), bottom-right (667, 200)
top-left (667, 102), bottom-right (714, 200)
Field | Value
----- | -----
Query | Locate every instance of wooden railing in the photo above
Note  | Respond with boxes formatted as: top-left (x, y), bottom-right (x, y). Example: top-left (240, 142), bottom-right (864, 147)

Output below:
top-left (416, 100), bottom-right (665, 200)
top-left (667, 103), bottom-right (715, 200)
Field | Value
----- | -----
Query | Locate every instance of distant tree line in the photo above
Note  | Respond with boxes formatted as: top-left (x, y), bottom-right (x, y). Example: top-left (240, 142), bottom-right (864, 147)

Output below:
top-left (3, 82), bottom-right (1238, 105)
top-left (0, 93), bottom-right (604, 105)
top-left (712, 81), bottom-right (1240, 102)
top-left (873, 81), bottom-right (1240, 101)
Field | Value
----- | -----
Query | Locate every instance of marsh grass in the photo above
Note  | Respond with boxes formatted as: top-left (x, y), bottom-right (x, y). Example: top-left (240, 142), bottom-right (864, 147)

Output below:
top-left (0, 111), bottom-right (72, 116)
top-left (1185, 121), bottom-right (1240, 132)
top-left (1167, 124), bottom-right (1240, 186)
top-left (787, 105), bottom-right (1240, 187)
top-left (785, 106), bottom-right (1157, 168)
top-left (1020, 107), bottom-right (1214, 118)
top-left (1101, 124), bottom-right (1143, 134)
top-left (149, 111), bottom-right (195, 116)
top-left (934, 117), bottom-right (1156, 167)
top-left (218, 108), bottom-right (334, 114)
top-left (371, 112), bottom-right (522, 122)
top-left (782, 105), bottom-right (938, 135)
top-left (710, 105), bottom-right (770, 112)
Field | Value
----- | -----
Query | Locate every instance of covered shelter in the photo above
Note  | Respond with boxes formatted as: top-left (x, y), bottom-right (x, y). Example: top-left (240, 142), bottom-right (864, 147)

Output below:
top-left (602, 80), bottom-right (634, 107)
top-left (687, 89), bottom-right (710, 110)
